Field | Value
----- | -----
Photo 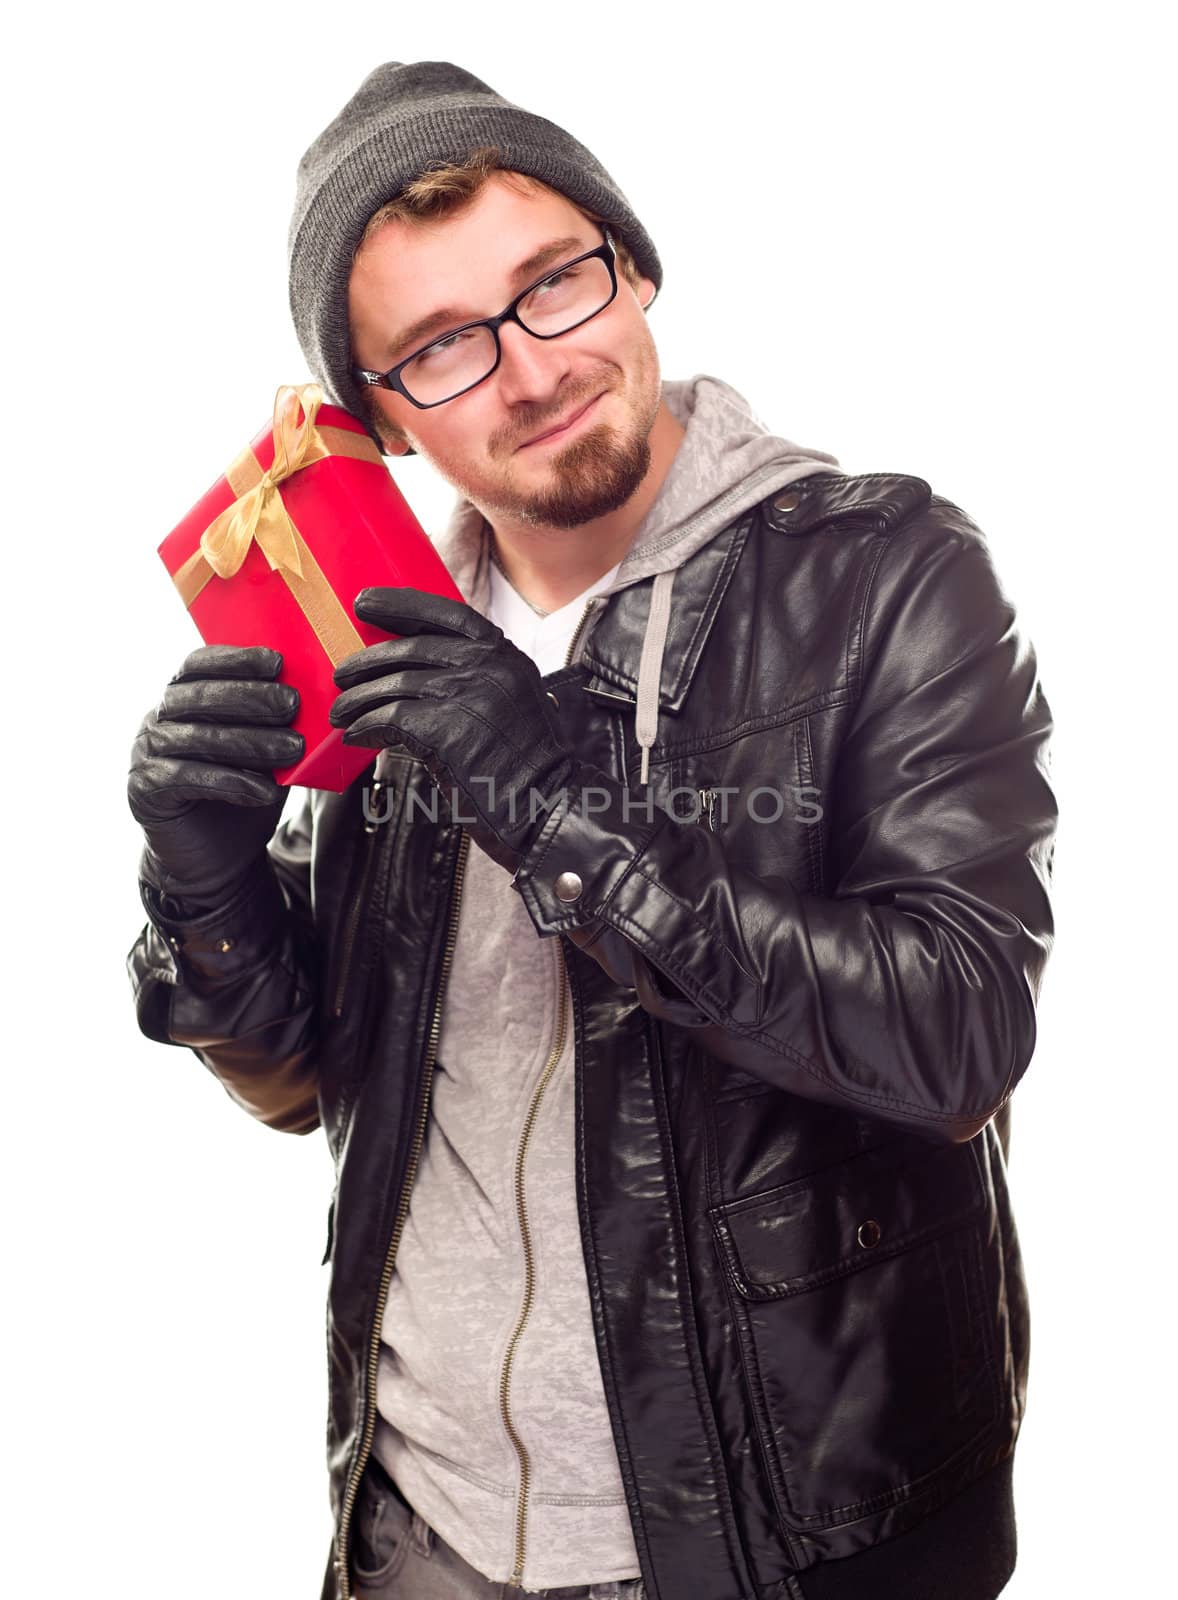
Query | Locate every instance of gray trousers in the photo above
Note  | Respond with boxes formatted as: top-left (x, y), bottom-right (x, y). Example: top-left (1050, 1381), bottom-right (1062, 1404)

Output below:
top-left (351, 1459), bottom-right (647, 1600)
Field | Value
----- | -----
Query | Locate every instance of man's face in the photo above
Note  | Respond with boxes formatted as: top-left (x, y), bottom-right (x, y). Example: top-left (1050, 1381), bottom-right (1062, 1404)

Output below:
top-left (347, 175), bottom-right (662, 530)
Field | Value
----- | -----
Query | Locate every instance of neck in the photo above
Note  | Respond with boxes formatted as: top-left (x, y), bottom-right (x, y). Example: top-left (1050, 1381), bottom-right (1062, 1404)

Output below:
top-left (483, 400), bottom-right (684, 614)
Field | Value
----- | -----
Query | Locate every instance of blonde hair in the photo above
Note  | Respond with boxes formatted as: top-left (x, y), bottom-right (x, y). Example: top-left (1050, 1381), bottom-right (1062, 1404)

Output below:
top-left (350, 146), bottom-right (645, 448)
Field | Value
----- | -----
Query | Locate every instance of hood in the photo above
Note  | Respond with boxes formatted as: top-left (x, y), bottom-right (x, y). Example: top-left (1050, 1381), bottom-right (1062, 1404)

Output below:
top-left (431, 373), bottom-right (840, 784)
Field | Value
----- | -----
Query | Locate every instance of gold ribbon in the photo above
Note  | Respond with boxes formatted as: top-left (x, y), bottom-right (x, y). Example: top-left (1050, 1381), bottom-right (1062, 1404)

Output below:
top-left (171, 384), bottom-right (384, 666)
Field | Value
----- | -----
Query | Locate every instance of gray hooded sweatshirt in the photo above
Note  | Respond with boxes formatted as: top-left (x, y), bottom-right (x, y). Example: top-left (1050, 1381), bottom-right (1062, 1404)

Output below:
top-left (370, 374), bottom-right (840, 1588)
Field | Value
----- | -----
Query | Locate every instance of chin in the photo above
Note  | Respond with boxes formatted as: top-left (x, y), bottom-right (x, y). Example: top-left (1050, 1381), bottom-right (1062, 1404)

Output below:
top-left (507, 426), bottom-right (652, 529)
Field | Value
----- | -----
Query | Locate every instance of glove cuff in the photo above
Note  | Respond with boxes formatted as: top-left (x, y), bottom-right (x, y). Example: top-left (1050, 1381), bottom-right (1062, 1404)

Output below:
top-left (137, 854), bottom-right (289, 982)
top-left (138, 843), bottom-right (272, 914)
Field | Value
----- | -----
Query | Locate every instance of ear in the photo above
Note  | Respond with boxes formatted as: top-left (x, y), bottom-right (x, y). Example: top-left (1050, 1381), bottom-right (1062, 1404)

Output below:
top-left (370, 410), bottom-right (414, 456)
top-left (636, 274), bottom-right (657, 311)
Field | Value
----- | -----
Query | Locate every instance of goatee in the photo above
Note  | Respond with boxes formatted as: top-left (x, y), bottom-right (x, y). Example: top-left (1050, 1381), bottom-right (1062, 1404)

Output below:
top-left (507, 423), bottom-right (653, 529)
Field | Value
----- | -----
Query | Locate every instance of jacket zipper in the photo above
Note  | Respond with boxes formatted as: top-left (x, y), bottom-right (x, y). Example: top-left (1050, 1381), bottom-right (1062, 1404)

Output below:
top-left (331, 774), bottom-right (391, 1018)
top-left (497, 937), bottom-right (571, 1589)
top-left (496, 597), bottom-right (596, 1588)
top-left (333, 824), bottom-right (472, 1599)
top-left (338, 601), bottom-right (597, 1594)
top-left (698, 786), bottom-right (719, 831)
top-left (563, 594), bottom-right (600, 674)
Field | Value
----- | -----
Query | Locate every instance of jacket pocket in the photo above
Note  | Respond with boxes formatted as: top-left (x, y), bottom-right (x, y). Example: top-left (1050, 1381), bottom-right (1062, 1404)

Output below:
top-left (709, 1134), bottom-right (1001, 1528)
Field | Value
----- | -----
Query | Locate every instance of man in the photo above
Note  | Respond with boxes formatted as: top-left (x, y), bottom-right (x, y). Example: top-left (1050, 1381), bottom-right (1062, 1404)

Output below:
top-left (127, 61), bottom-right (1057, 1600)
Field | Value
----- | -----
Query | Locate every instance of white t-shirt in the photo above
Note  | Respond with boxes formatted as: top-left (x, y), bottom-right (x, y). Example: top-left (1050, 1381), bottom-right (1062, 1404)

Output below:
top-left (488, 555), bottom-right (622, 674)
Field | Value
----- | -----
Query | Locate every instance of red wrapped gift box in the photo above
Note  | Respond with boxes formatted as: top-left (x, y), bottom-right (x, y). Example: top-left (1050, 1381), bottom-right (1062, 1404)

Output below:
top-left (158, 384), bottom-right (464, 792)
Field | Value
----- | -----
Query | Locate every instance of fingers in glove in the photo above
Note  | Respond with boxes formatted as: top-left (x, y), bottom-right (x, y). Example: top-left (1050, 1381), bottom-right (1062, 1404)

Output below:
top-left (169, 644), bottom-right (285, 683)
top-left (127, 757), bottom-right (285, 820)
top-left (329, 672), bottom-right (436, 732)
top-left (158, 677), bottom-right (300, 726)
top-left (337, 717), bottom-right (403, 751)
top-left (353, 586), bottom-right (502, 643)
top-left (141, 717), bottom-right (305, 772)
top-left (332, 678), bottom-right (561, 773)
top-left (333, 633), bottom-right (485, 691)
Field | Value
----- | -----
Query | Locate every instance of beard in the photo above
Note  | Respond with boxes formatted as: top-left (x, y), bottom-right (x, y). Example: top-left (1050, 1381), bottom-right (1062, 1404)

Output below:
top-left (488, 413), bottom-right (654, 529)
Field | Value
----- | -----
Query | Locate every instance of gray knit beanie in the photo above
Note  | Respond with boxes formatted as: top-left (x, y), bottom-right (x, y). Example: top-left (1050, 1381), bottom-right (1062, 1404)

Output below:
top-left (288, 61), bottom-right (663, 453)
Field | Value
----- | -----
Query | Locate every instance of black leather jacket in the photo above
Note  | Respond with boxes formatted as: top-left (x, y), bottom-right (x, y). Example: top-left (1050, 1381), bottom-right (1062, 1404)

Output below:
top-left (128, 471), bottom-right (1057, 1600)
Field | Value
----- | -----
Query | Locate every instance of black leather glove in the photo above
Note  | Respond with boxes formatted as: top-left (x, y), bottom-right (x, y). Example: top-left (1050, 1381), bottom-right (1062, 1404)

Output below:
top-left (127, 644), bottom-right (303, 904)
top-left (329, 587), bottom-right (574, 875)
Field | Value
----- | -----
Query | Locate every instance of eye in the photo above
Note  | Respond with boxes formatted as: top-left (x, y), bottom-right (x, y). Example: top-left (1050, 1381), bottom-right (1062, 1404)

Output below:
top-left (532, 265), bottom-right (582, 297)
top-left (413, 329), bottom-right (478, 367)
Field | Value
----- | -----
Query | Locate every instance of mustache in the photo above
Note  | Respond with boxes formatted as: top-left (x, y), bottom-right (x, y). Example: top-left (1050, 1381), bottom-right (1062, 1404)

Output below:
top-left (496, 372), bottom-right (616, 454)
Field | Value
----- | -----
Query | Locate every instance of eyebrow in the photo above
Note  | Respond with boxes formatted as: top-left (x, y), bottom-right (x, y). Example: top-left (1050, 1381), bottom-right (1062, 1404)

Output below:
top-left (381, 234), bottom-right (591, 363)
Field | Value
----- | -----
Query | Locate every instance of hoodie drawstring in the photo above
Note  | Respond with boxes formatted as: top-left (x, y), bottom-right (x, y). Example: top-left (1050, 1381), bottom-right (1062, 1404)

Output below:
top-left (635, 568), bottom-right (676, 787)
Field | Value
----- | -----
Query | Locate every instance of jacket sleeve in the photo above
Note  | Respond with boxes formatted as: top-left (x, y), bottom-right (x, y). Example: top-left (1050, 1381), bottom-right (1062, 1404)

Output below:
top-left (511, 502), bottom-right (1058, 1143)
top-left (126, 788), bottom-right (322, 1135)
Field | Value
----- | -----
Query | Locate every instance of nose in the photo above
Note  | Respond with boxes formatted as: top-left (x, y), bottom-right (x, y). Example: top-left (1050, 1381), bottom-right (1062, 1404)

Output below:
top-left (494, 317), bottom-right (573, 407)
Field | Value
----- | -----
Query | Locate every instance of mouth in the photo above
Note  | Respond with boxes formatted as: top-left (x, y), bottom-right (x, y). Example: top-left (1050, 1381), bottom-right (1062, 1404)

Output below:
top-left (517, 391), bottom-right (605, 451)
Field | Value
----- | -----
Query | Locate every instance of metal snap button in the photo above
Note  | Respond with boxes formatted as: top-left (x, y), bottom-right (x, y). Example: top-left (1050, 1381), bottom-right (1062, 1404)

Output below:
top-left (554, 871), bottom-right (584, 903)
top-left (217, 938), bottom-right (234, 953)
top-left (857, 1219), bottom-right (882, 1249)
top-left (546, 691), bottom-right (559, 708)
top-left (773, 488), bottom-right (802, 514)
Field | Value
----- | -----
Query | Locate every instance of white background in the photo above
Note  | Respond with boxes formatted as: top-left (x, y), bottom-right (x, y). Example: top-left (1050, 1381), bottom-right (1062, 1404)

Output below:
top-left (3, 2), bottom-right (1173, 1594)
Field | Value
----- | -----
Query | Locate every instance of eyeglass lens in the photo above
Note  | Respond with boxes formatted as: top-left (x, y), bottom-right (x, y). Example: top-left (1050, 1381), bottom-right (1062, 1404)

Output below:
top-left (400, 255), bottom-right (614, 406)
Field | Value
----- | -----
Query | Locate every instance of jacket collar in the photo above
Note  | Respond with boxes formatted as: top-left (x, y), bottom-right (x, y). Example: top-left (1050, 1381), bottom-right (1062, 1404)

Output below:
top-left (575, 468), bottom-right (932, 715)
top-left (577, 508), bottom-right (756, 713)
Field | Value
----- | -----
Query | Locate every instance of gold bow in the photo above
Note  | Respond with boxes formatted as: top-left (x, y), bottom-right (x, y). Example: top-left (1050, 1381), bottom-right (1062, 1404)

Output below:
top-left (199, 383), bottom-right (332, 580)
top-left (169, 383), bottom-right (386, 668)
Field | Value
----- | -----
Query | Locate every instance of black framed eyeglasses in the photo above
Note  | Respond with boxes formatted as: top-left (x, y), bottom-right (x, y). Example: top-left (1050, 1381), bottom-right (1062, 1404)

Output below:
top-left (352, 233), bottom-right (622, 409)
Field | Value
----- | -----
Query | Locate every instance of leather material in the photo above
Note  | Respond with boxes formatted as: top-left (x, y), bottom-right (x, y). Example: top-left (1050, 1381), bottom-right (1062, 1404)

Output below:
top-left (329, 585), bottom-right (575, 875)
top-left (127, 472), bottom-right (1057, 1600)
top-left (127, 643), bottom-right (304, 902)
